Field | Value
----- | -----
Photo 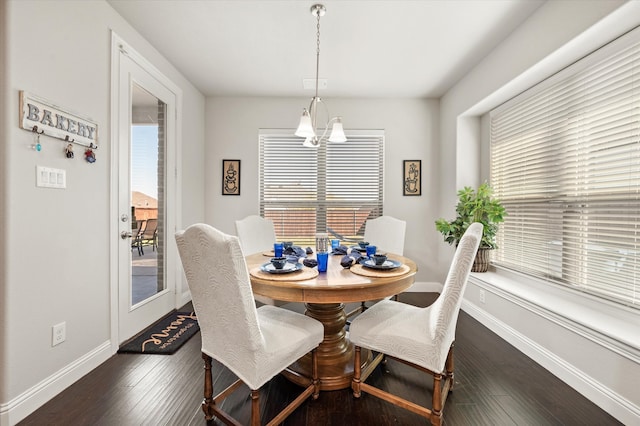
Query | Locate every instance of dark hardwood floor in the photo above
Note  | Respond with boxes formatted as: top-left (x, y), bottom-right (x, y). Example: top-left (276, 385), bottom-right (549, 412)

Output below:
top-left (19, 293), bottom-right (620, 426)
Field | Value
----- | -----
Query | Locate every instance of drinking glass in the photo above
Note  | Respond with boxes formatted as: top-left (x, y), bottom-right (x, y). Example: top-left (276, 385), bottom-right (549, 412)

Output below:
top-left (273, 242), bottom-right (284, 257)
top-left (317, 252), bottom-right (329, 272)
top-left (315, 233), bottom-right (329, 253)
top-left (366, 245), bottom-right (377, 258)
top-left (331, 239), bottom-right (340, 251)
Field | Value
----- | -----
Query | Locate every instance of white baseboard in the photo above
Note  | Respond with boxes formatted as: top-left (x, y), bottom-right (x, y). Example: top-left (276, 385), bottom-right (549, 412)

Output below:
top-left (177, 289), bottom-right (192, 309)
top-left (0, 341), bottom-right (112, 426)
top-left (462, 299), bottom-right (640, 425)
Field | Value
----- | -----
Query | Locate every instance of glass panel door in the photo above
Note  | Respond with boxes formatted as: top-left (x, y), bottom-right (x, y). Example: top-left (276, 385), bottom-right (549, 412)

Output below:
top-left (116, 42), bottom-right (176, 344)
top-left (130, 84), bottom-right (164, 305)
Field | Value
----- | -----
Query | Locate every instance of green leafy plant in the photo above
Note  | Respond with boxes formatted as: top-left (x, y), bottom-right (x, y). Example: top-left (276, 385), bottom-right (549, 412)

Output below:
top-left (435, 182), bottom-right (506, 249)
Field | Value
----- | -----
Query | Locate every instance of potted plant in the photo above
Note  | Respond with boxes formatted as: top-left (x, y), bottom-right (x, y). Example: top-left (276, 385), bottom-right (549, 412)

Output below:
top-left (435, 182), bottom-right (506, 272)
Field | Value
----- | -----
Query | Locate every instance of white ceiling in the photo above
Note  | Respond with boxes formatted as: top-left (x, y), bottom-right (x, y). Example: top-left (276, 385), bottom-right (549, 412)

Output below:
top-left (108, 0), bottom-right (545, 98)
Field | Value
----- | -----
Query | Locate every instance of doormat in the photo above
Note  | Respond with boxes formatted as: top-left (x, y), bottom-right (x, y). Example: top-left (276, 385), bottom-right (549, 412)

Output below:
top-left (118, 311), bottom-right (199, 355)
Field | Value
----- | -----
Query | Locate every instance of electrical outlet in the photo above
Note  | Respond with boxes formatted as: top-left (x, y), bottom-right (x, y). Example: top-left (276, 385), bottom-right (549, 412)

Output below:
top-left (52, 322), bottom-right (66, 346)
top-left (479, 289), bottom-right (486, 304)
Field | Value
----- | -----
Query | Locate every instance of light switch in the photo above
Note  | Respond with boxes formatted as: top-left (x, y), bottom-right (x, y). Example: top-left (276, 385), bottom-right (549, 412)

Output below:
top-left (36, 166), bottom-right (66, 189)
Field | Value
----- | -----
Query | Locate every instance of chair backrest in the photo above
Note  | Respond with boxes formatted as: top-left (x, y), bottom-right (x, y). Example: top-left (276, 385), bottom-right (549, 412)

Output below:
top-left (132, 220), bottom-right (144, 236)
top-left (235, 215), bottom-right (277, 255)
top-left (363, 215), bottom-right (406, 255)
top-left (428, 222), bottom-right (482, 366)
top-left (141, 218), bottom-right (158, 238)
top-left (175, 224), bottom-right (264, 370)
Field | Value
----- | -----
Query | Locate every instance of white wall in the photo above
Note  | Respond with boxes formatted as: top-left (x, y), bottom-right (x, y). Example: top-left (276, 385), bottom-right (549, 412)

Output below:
top-left (205, 97), bottom-right (441, 285)
top-left (439, 0), bottom-right (640, 423)
top-left (0, 0), bottom-right (8, 411)
top-left (1, 1), bottom-right (205, 424)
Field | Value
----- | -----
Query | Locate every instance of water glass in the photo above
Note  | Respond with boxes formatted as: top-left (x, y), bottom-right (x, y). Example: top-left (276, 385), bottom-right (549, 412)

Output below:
top-left (315, 233), bottom-right (329, 253)
top-left (366, 245), bottom-right (377, 258)
top-left (317, 252), bottom-right (329, 272)
top-left (273, 242), bottom-right (284, 257)
top-left (331, 239), bottom-right (340, 251)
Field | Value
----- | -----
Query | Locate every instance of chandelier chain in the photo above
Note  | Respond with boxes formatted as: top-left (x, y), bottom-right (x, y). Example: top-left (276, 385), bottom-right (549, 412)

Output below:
top-left (315, 12), bottom-right (321, 99)
top-left (295, 4), bottom-right (346, 147)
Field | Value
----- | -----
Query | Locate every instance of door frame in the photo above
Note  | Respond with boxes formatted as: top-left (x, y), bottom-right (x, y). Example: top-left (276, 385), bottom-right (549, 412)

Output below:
top-left (109, 32), bottom-right (183, 351)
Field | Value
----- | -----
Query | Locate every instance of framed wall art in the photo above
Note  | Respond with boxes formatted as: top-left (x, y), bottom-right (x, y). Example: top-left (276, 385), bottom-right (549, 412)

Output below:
top-left (403, 160), bottom-right (421, 196)
top-left (222, 159), bottom-right (241, 195)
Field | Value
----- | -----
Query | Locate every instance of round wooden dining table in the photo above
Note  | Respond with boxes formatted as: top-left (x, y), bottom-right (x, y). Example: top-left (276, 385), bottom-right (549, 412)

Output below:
top-left (245, 251), bottom-right (417, 391)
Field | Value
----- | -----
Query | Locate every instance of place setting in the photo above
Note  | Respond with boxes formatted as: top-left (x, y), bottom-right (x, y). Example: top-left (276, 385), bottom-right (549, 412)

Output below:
top-left (346, 244), bottom-right (410, 278)
top-left (259, 257), bottom-right (303, 274)
top-left (251, 242), bottom-right (319, 280)
top-left (359, 254), bottom-right (403, 271)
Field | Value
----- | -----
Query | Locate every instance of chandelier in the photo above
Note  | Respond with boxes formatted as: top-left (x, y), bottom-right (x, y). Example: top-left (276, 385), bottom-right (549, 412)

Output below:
top-left (295, 3), bottom-right (346, 148)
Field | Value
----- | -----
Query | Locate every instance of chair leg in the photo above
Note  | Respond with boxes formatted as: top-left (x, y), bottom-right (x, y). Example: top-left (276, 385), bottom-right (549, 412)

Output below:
top-left (312, 348), bottom-right (320, 400)
top-left (201, 353), bottom-right (215, 421)
top-left (445, 345), bottom-right (455, 391)
top-left (352, 346), bottom-right (362, 398)
top-left (250, 389), bottom-right (260, 426)
top-left (201, 350), bottom-right (319, 426)
top-left (266, 349), bottom-right (320, 426)
top-left (431, 373), bottom-right (443, 426)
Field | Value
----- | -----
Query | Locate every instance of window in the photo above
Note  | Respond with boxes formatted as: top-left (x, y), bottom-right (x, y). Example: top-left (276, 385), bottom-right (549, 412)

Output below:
top-left (490, 27), bottom-right (640, 309)
top-left (259, 130), bottom-right (384, 246)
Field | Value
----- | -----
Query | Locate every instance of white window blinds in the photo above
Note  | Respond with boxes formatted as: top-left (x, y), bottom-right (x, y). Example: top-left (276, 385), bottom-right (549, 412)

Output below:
top-left (490, 27), bottom-right (640, 308)
top-left (259, 129), bottom-right (384, 246)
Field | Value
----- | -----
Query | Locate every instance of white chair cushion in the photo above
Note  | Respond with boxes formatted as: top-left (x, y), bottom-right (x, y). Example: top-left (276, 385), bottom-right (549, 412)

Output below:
top-left (349, 300), bottom-right (449, 373)
top-left (205, 305), bottom-right (323, 390)
top-left (350, 222), bottom-right (483, 374)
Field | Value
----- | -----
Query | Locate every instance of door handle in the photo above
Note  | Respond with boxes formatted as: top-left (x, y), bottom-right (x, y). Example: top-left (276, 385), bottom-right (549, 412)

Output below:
top-left (121, 231), bottom-right (133, 239)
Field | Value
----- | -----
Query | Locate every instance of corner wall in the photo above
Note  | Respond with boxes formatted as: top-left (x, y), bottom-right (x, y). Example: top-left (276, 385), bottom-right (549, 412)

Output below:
top-left (0, 0), bottom-right (8, 410)
top-left (439, 0), bottom-right (639, 423)
top-left (1, 1), bottom-right (205, 424)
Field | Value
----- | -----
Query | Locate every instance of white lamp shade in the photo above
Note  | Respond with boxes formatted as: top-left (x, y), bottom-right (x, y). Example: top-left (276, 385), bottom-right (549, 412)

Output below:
top-left (328, 120), bottom-right (347, 143)
top-left (295, 110), bottom-right (315, 138)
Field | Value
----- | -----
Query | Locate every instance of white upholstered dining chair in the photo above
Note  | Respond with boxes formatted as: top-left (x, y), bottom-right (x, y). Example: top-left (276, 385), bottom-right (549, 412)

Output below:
top-left (235, 215), bottom-right (285, 306)
top-left (175, 223), bottom-right (324, 426)
top-left (350, 215), bottom-right (406, 315)
top-left (235, 215), bottom-right (277, 256)
top-left (363, 215), bottom-right (406, 256)
top-left (350, 222), bottom-right (483, 426)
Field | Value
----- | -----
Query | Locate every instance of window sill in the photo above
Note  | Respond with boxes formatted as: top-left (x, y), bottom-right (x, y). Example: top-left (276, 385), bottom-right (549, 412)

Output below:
top-left (468, 266), bottom-right (640, 360)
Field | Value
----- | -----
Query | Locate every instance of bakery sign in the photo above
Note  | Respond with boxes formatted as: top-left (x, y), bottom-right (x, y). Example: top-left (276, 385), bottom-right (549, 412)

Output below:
top-left (19, 91), bottom-right (98, 148)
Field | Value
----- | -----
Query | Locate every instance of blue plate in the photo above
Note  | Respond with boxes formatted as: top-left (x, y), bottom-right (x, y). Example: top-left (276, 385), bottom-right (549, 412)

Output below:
top-left (359, 258), bottom-right (402, 270)
top-left (260, 262), bottom-right (303, 274)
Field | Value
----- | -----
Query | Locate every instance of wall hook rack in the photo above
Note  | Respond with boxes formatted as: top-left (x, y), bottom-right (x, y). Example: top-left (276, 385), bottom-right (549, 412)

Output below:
top-left (20, 91), bottom-right (99, 150)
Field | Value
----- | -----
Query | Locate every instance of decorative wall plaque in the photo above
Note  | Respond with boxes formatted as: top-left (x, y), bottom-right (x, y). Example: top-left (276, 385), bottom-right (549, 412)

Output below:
top-left (403, 160), bottom-right (421, 196)
top-left (222, 159), bottom-right (241, 195)
top-left (19, 91), bottom-right (98, 148)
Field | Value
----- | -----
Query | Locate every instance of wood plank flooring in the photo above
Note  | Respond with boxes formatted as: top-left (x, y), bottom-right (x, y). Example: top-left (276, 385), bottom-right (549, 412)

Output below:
top-left (18, 293), bottom-right (621, 425)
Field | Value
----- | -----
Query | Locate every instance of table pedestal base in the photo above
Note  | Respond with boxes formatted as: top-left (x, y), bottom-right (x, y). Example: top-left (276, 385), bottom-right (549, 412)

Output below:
top-left (283, 302), bottom-right (371, 391)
